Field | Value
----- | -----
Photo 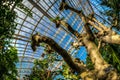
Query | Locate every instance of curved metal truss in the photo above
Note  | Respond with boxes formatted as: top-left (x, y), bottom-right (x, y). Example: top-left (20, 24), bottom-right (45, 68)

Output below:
top-left (10, 0), bottom-right (109, 79)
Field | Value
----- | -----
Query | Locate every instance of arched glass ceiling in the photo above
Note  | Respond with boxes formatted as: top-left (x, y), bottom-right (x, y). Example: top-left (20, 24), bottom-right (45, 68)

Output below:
top-left (10, 0), bottom-right (109, 79)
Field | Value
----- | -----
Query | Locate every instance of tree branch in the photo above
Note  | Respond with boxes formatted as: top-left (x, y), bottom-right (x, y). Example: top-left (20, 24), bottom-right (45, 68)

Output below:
top-left (31, 33), bottom-right (87, 73)
top-left (102, 34), bottom-right (120, 44)
top-left (60, 21), bottom-right (80, 38)
top-left (88, 20), bottom-right (103, 32)
top-left (60, 3), bottom-right (95, 40)
top-left (91, 18), bottom-right (108, 30)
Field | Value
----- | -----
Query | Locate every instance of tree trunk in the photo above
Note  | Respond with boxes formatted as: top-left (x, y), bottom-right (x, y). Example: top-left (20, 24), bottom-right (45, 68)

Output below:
top-left (88, 19), bottom-right (120, 44)
top-left (32, 33), bottom-right (120, 79)
top-left (80, 34), bottom-right (119, 79)
top-left (58, 2), bottom-right (120, 79)
top-left (64, 3), bottom-right (120, 45)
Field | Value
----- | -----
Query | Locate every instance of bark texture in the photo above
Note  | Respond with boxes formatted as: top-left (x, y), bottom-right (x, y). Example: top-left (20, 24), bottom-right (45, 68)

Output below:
top-left (63, 2), bottom-right (120, 45)
top-left (60, 21), bottom-right (80, 38)
top-left (31, 33), bottom-right (87, 73)
top-left (58, 2), bottom-right (120, 79)
top-left (30, 1), bottom-right (120, 79)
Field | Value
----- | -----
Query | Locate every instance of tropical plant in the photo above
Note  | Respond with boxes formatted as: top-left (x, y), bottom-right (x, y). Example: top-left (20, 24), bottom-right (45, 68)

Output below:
top-left (0, 47), bottom-right (18, 80)
top-left (23, 53), bottom-right (62, 80)
top-left (59, 63), bottom-right (80, 80)
top-left (98, 0), bottom-right (120, 73)
top-left (0, 0), bottom-right (18, 79)
top-left (100, 44), bottom-right (120, 72)
top-left (0, 0), bottom-right (32, 79)
top-left (30, 0), bottom-right (120, 79)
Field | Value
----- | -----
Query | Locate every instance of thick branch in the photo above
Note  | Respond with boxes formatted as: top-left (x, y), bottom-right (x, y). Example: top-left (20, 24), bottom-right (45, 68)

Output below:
top-left (63, 4), bottom-right (120, 45)
top-left (58, 2), bottom-right (120, 79)
top-left (83, 35), bottom-right (120, 79)
top-left (59, 3), bottom-right (108, 70)
top-left (88, 20), bottom-right (103, 32)
top-left (60, 21), bottom-right (80, 38)
top-left (88, 18), bottom-right (120, 44)
top-left (62, 4), bottom-right (95, 40)
top-left (31, 34), bottom-right (87, 73)
top-left (92, 18), bottom-right (108, 30)
top-left (83, 36), bottom-right (109, 70)
top-left (41, 36), bottom-right (86, 72)
top-left (102, 34), bottom-right (120, 44)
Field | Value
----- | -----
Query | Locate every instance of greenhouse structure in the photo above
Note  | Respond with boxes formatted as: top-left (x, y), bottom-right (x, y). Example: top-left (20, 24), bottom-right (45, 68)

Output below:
top-left (0, 0), bottom-right (120, 80)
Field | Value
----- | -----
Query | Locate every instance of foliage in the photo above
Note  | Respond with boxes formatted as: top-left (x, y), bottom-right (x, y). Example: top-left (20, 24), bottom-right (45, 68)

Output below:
top-left (23, 53), bottom-right (61, 80)
top-left (86, 56), bottom-right (94, 70)
top-left (17, 2), bottom-right (32, 17)
top-left (94, 38), bottom-right (120, 72)
top-left (24, 52), bottom-right (81, 80)
top-left (0, 0), bottom-right (32, 49)
top-left (59, 64), bottom-right (80, 80)
top-left (0, 0), bottom-right (19, 80)
top-left (0, 1), bottom-right (16, 48)
top-left (100, 44), bottom-right (120, 72)
top-left (0, 46), bottom-right (18, 80)
top-left (0, 0), bottom-right (32, 79)
top-left (26, 59), bottom-right (52, 80)
top-left (86, 37), bottom-right (120, 73)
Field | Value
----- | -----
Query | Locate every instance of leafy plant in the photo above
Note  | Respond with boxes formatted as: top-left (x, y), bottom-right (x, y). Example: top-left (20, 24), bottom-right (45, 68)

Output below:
top-left (86, 56), bottom-right (94, 70)
top-left (100, 44), bottom-right (120, 72)
top-left (60, 64), bottom-right (80, 80)
top-left (23, 53), bottom-right (61, 80)
top-left (0, 0), bottom-right (33, 79)
top-left (0, 46), bottom-right (18, 80)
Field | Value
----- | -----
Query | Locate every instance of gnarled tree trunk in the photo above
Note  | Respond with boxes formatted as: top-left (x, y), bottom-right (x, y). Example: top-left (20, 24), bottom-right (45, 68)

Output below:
top-left (30, 1), bottom-right (120, 79)
top-left (31, 33), bottom-right (87, 73)
top-left (31, 33), bottom-right (119, 80)
top-left (57, 1), bottom-right (120, 79)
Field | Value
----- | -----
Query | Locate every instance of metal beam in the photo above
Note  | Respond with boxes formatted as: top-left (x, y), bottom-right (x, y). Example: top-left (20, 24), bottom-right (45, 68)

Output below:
top-left (28, 0), bottom-right (52, 19)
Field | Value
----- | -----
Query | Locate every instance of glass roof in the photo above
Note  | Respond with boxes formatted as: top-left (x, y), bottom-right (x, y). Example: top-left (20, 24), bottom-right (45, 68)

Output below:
top-left (10, 0), bottom-right (109, 79)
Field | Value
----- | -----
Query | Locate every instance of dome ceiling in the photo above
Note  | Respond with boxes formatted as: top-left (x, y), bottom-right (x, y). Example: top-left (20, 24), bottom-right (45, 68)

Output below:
top-left (10, 0), bottom-right (107, 79)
